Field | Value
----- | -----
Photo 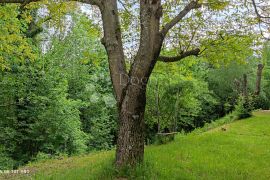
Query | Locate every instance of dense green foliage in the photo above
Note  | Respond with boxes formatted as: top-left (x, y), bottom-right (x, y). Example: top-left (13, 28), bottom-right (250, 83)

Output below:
top-left (0, 4), bottom-right (37, 70)
top-left (257, 44), bottom-right (270, 109)
top-left (145, 59), bottom-right (219, 138)
top-left (0, 10), bottom-right (117, 169)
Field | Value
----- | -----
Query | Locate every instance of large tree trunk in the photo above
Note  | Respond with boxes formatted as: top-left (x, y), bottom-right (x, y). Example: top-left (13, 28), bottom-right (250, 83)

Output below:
top-left (116, 84), bottom-right (147, 167)
top-left (99, 0), bottom-right (162, 167)
top-left (115, 0), bottom-right (163, 167)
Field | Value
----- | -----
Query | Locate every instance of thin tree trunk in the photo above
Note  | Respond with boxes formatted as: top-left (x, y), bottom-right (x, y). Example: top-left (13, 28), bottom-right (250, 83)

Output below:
top-left (243, 74), bottom-right (248, 99)
top-left (174, 89), bottom-right (180, 132)
top-left (156, 79), bottom-right (160, 133)
top-left (255, 64), bottom-right (264, 96)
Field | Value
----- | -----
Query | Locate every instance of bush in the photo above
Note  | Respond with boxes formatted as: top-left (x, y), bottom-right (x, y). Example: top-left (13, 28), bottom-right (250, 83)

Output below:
top-left (34, 152), bottom-right (52, 162)
top-left (0, 147), bottom-right (14, 170)
top-left (234, 95), bottom-right (254, 119)
top-left (193, 113), bottom-right (236, 134)
top-left (253, 95), bottom-right (270, 110)
top-left (154, 133), bottom-right (176, 145)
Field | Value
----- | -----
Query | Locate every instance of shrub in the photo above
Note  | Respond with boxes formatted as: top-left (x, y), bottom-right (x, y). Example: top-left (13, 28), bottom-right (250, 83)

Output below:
top-left (234, 95), bottom-right (254, 119)
top-left (33, 152), bottom-right (52, 162)
top-left (0, 146), bottom-right (14, 170)
top-left (253, 95), bottom-right (270, 110)
top-left (154, 133), bottom-right (176, 145)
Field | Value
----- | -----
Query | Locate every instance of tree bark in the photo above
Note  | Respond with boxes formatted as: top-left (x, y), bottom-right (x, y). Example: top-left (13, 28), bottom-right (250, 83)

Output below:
top-left (99, 0), bottom-right (127, 103)
top-left (115, 0), bottom-right (163, 167)
top-left (255, 64), bottom-right (264, 96)
top-left (243, 74), bottom-right (248, 102)
top-left (116, 84), bottom-right (147, 167)
top-left (156, 79), bottom-right (160, 133)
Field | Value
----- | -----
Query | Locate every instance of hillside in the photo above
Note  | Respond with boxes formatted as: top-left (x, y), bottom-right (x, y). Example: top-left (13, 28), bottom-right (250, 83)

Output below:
top-left (2, 111), bottom-right (270, 180)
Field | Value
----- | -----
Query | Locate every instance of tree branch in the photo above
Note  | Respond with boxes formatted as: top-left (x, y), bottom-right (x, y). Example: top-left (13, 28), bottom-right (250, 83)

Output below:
top-left (0, 0), bottom-right (39, 3)
top-left (158, 48), bottom-right (200, 62)
top-left (118, 0), bottom-right (133, 17)
top-left (160, 0), bottom-right (202, 38)
top-left (251, 0), bottom-right (270, 19)
top-left (0, 0), bottom-right (101, 6)
top-left (80, 0), bottom-right (101, 6)
top-left (100, 0), bottom-right (127, 104)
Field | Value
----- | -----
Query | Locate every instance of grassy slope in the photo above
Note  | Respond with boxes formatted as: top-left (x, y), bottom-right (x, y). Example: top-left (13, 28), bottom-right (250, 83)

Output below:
top-left (3, 111), bottom-right (270, 180)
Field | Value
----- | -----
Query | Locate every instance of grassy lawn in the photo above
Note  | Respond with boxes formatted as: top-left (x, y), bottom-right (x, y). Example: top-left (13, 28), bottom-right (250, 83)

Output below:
top-left (2, 111), bottom-right (270, 180)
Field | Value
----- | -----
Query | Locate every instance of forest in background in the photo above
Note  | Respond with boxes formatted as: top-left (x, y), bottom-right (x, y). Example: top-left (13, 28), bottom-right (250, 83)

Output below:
top-left (0, 1), bottom-right (270, 170)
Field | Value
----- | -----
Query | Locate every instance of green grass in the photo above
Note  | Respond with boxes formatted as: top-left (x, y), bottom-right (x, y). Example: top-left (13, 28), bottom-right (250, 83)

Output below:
top-left (2, 111), bottom-right (270, 180)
